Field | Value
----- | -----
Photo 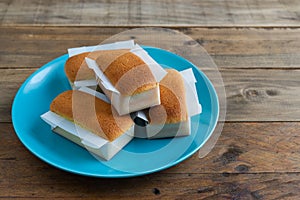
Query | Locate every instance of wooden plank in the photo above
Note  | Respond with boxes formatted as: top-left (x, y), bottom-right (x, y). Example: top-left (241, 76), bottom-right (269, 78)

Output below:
top-left (1, 27), bottom-right (300, 69)
top-left (1, 123), bottom-right (300, 199)
top-left (0, 69), bottom-right (35, 122)
top-left (2, 122), bottom-right (299, 174)
top-left (2, 68), bottom-right (300, 122)
top-left (172, 122), bottom-right (300, 173)
top-left (0, 172), bottom-right (299, 199)
top-left (222, 69), bottom-right (300, 121)
top-left (1, 0), bottom-right (300, 27)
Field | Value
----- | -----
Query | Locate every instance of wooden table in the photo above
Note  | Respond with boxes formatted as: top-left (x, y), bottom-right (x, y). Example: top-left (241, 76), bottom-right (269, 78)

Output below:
top-left (1, 0), bottom-right (300, 199)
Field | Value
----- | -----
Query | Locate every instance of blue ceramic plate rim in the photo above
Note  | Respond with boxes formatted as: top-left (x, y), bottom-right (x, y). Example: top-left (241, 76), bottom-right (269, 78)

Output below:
top-left (12, 46), bottom-right (219, 178)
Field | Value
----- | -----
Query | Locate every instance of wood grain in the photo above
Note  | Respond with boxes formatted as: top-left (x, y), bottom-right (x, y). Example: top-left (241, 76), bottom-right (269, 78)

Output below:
top-left (221, 69), bottom-right (300, 121)
top-left (173, 122), bottom-right (300, 173)
top-left (1, 172), bottom-right (299, 199)
top-left (1, 0), bottom-right (300, 199)
top-left (1, 0), bottom-right (300, 27)
top-left (0, 69), bottom-right (35, 122)
top-left (1, 122), bottom-right (300, 199)
top-left (1, 27), bottom-right (300, 69)
top-left (2, 122), bottom-right (299, 174)
top-left (2, 68), bottom-right (300, 122)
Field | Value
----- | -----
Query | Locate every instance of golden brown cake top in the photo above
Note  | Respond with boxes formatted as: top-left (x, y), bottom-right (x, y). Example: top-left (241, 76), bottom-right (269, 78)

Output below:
top-left (88, 49), bottom-right (157, 95)
top-left (50, 90), bottom-right (133, 142)
top-left (148, 69), bottom-right (188, 124)
top-left (65, 52), bottom-right (95, 83)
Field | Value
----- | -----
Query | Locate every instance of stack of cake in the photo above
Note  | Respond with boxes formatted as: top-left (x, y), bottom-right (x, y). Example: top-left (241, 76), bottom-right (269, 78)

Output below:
top-left (41, 40), bottom-right (201, 160)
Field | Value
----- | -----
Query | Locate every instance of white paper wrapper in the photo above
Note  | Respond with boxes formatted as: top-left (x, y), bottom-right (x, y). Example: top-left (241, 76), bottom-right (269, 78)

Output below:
top-left (73, 79), bottom-right (98, 89)
top-left (85, 58), bottom-right (119, 93)
top-left (68, 46), bottom-right (97, 58)
top-left (40, 88), bottom-right (133, 160)
top-left (130, 44), bottom-right (167, 82)
top-left (180, 68), bottom-right (202, 116)
top-left (67, 42), bottom-right (138, 89)
top-left (78, 86), bottom-right (110, 103)
top-left (85, 41), bottom-right (167, 93)
top-left (41, 111), bottom-right (109, 148)
top-left (68, 40), bottom-right (135, 57)
top-left (133, 68), bottom-right (202, 139)
top-left (85, 40), bottom-right (167, 115)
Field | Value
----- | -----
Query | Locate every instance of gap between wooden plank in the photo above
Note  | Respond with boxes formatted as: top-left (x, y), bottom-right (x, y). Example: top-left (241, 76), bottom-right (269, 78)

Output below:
top-left (3, 25), bottom-right (300, 29)
top-left (2, 24), bottom-right (300, 28)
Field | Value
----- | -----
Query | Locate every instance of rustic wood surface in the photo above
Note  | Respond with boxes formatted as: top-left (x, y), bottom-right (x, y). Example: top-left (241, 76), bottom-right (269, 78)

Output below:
top-left (1, 0), bottom-right (300, 27)
top-left (1, 68), bottom-right (300, 122)
top-left (2, 27), bottom-right (300, 69)
top-left (1, 0), bottom-right (300, 199)
top-left (1, 122), bottom-right (300, 199)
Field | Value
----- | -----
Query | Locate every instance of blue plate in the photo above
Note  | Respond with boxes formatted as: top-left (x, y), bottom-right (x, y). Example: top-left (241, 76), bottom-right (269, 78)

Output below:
top-left (12, 47), bottom-right (219, 177)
